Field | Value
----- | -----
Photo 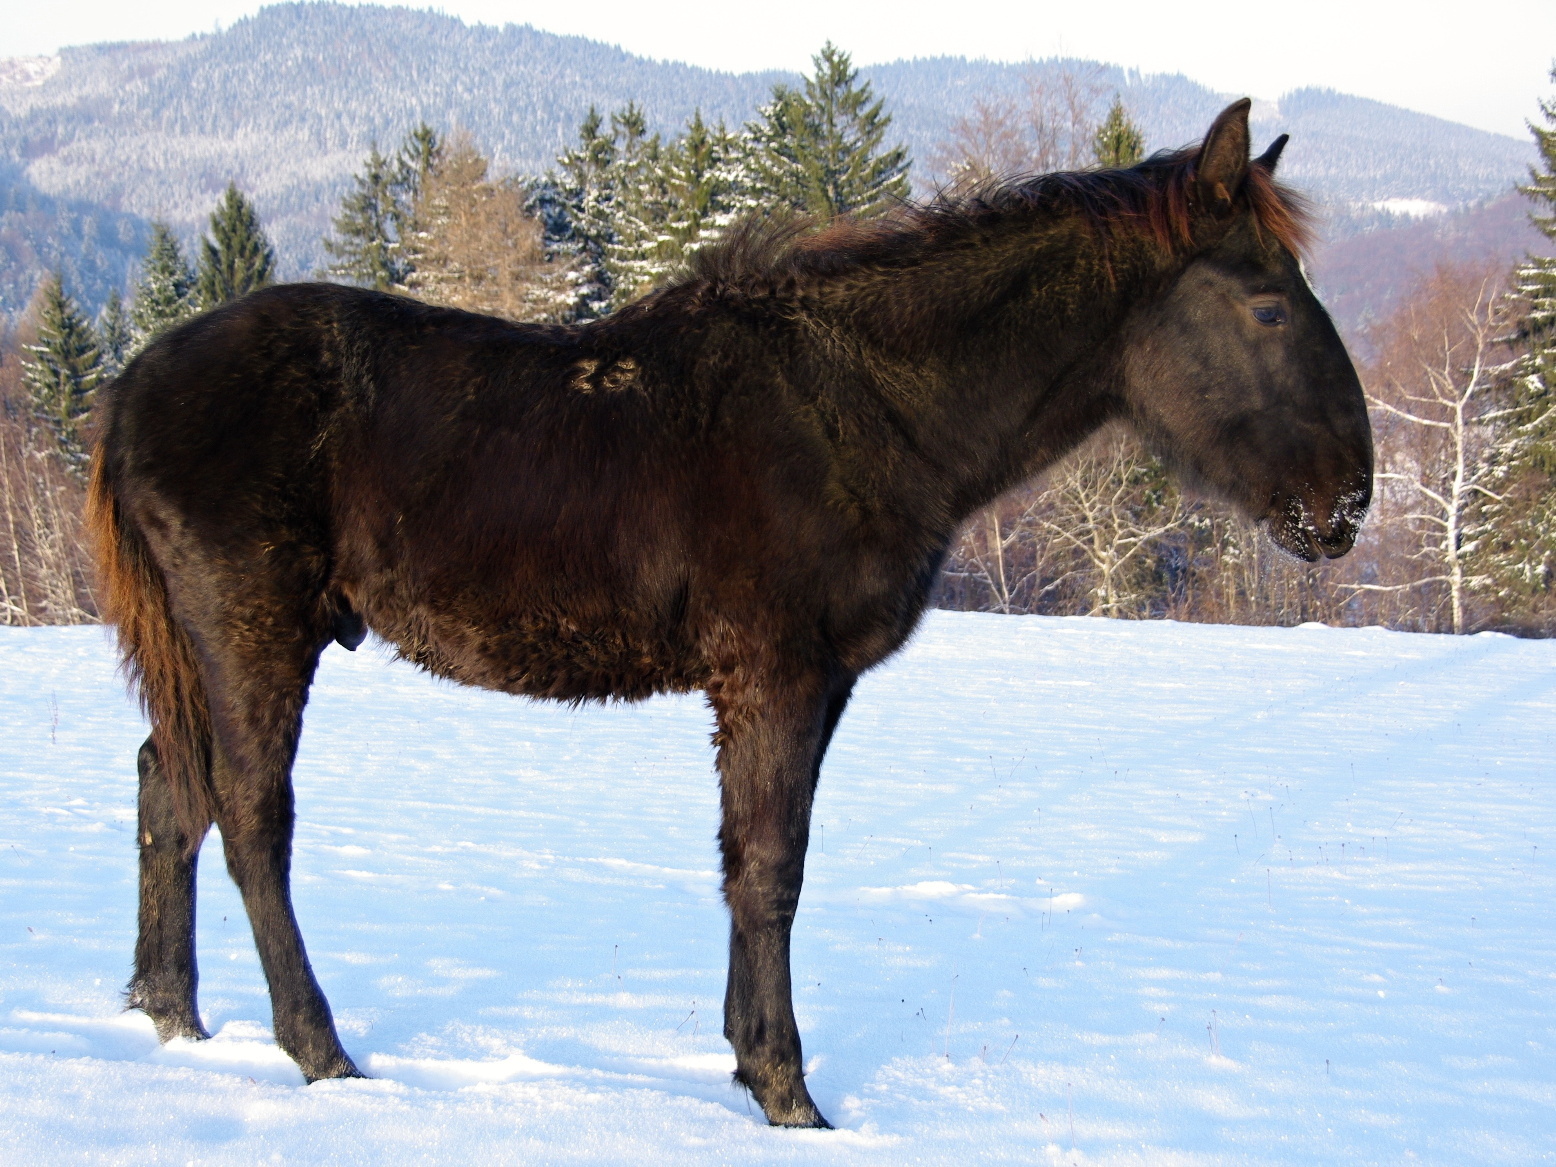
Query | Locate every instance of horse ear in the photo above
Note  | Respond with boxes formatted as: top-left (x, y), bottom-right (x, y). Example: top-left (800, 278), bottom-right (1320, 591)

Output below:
top-left (1254, 133), bottom-right (1289, 174)
top-left (1195, 98), bottom-right (1252, 216)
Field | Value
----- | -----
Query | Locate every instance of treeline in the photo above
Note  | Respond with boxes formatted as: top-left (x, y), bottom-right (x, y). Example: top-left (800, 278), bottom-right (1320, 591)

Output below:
top-left (317, 43), bottom-right (907, 318)
top-left (3, 46), bottom-right (1556, 637)
top-left (0, 183), bottom-right (278, 623)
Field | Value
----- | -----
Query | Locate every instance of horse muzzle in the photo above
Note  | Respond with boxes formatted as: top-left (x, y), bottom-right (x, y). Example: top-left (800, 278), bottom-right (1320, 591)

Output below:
top-left (1265, 484), bottom-right (1369, 562)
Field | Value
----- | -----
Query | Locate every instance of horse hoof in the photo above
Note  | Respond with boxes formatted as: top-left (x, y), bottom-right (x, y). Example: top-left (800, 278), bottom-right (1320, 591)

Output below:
top-left (768, 1102), bottom-right (832, 1129)
top-left (150, 1015), bottom-right (211, 1043)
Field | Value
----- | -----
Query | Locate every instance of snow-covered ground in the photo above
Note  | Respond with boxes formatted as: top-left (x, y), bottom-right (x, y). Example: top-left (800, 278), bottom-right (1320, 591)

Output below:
top-left (2, 613), bottom-right (1554, 1165)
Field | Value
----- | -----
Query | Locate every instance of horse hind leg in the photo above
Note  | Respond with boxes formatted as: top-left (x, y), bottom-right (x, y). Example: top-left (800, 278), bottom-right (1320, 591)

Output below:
top-left (127, 737), bottom-right (211, 1041)
top-left (211, 651), bottom-right (361, 1079)
top-left (187, 580), bottom-right (361, 1082)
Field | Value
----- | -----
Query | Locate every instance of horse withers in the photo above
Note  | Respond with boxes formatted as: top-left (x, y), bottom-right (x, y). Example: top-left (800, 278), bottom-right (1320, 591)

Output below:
top-left (88, 99), bottom-right (1370, 1127)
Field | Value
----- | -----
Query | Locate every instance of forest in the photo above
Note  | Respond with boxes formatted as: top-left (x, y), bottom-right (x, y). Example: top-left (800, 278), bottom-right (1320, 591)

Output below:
top-left (2, 43), bottom-right (1554, 636)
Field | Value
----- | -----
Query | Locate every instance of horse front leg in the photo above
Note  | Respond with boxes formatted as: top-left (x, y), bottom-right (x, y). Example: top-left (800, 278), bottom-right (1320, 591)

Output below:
top-left (127, 737), bottom-right (211, 1041)
top-left (713, 672), bottom-right (853, 1128)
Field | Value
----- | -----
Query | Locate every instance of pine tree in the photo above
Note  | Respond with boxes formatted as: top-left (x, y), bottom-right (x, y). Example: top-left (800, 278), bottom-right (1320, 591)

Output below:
top-left (23, 274), bottom-right (103, 474)
top-left (321, 123), bottom-right (444, 292)
top-left (546, 75), bottom-right (903, 316)
top-left (97, 288), bottom-right (132, 377)
top-left (1514, 64), bottom-right (1556, 400)
top-left (556, 105), bottom-right (624, 315)
top-left (196, 183), bottom-right (276, 308)
top-left (1478, 65), bottom-right (1556, 617)
top-left (1093, 95), bottom-right (1145, 167)
top-left (605, 108), bottom-right (765, 306)
top-left (599, 105), bottom-right (670, 306)
top-left (396, 122), bottom-right (443, 210)
top-left (745, 43), bottom-right (910, 220)
top-left (321, 143), bottom-right (405, 289)
top-left (387, 122), bottom-right (444, 272)
top-left (743, 86), bottom-right (811, 213)
top-left (659, 112), bottom-right (751, 259)
top-left (130, 222), bottom-right (195, 349)
top-left (552, 104), bottom-right (676, 313)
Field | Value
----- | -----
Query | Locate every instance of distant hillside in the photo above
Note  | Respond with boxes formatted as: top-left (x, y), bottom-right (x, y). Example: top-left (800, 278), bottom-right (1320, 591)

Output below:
top-left (0, 161), bottom-right (147, 318)
top-left (1308, 193), bottom-right (1555, 348)
top-left (0, 1), bottom-right (1537, 316)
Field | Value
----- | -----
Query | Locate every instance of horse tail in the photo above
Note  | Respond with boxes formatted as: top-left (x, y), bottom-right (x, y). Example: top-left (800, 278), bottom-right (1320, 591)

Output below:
top-left (86, 454), bottom-right (215, 849)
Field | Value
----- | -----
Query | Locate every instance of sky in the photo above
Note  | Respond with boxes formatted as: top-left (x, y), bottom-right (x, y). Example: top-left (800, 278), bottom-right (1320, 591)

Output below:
top-left (2, 1), bottom-right (1553, 140)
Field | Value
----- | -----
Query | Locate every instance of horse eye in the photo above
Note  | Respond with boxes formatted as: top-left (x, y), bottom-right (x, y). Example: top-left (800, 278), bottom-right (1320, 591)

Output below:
top-left (1252, 303), bottom-right (1287, 326)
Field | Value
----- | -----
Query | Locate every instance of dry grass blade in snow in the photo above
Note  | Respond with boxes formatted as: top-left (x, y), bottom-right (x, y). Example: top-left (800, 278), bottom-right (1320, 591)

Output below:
top-left (0, 409), bottom-right (97, 626)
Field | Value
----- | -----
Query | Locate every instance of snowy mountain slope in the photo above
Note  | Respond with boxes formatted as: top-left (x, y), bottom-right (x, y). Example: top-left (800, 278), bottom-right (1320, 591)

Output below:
top-left (0, 3), bottom-right (1534, 314)
top-left (2, 613), bottom-right (1554, 1163)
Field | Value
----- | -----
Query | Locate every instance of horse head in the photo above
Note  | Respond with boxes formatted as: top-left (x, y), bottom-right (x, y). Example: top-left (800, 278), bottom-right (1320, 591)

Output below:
top-left (1120, 100), bottom-right (1373, 561)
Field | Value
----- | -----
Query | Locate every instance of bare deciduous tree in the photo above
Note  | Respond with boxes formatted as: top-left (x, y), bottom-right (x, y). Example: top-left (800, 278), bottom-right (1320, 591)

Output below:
top-left (1355, 266), bottom-right (1515, 633)
top-left (928, 66), bottom-right (1108, 187)
top-left (0, 387), bottom-right (97, 625)
top-left (1035, 430), bottom-right (1191, 617)
top-left (947, 490), bottom-right (1073, 614)
top-left (941, 430), bottom-right (1200, 618)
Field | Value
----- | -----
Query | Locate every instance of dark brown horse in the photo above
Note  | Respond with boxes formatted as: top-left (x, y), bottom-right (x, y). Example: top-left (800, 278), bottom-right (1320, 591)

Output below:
top-left (88, 100), bottom-right (1370, 1127)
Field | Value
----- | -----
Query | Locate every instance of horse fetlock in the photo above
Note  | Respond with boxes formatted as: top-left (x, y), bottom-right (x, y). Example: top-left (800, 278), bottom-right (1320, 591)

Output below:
top-left (299, 1051), bottom-right (365, 1083)
top-left (126, 978), bottom-right (209, 1042)
top-left (277, 1026), bottom-right (363, 1082)
top-left (735, 1061), bottom-right (830, 1129)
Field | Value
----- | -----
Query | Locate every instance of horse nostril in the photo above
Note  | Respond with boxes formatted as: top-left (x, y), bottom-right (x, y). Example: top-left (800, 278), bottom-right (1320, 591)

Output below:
top-left (1312, 512), bottom-right (1359, 558)
top-left (1316, 529), bottom-right (1355, 558)
top-left (1318, 488), bottom-right (1369, 558)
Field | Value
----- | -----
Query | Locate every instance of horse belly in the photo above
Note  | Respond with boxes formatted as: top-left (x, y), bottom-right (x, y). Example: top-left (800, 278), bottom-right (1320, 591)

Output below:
top-left (369, 596), bottom-right (705, 704)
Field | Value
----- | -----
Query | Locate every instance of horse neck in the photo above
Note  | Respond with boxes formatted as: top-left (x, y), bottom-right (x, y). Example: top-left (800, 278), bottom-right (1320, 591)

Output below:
top-left (818, 217), bottom-right (1170, 525)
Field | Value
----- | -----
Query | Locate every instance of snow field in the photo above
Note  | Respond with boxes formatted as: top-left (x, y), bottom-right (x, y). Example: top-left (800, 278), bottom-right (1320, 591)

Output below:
top-left (1, 612), bottom-right (1554, 1164)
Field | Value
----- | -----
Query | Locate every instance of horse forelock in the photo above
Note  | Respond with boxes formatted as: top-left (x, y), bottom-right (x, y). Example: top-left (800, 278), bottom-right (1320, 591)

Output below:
top-left (1241, 162), bottom-right (1315, 258)
top-left (677, 147), bottom-right (1314, 302)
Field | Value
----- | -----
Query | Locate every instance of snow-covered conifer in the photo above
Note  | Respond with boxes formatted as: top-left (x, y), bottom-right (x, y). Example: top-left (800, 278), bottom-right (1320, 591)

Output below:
top-left (23, 274), bottom-right (103, 475)
top-left (599, 105), bottom-right (672, 307)
top-left (1477, 66), bottom-right (1556, 613)
top-left (660, 113), bottom-right (750, 256)
top-left (195, 183), bottom-right (276, 308)
top-left (322, 123), bottom-right (444, 292)
top-left (97, 288), bottom-right (132, 378)
top-left (130, 223), bottom-right (195, 350)
top-left (555, 106), bottom-right (623, 316)
top-left (1093, 95), bottom-right (1145, 168)
top-left (322, 144), bottom-right (407, 289)
top-left (744, 43), bottom-right (910, 220)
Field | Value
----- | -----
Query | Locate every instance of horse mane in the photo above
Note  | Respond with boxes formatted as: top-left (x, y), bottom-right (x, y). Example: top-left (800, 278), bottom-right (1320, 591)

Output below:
top-left (680, 147), bottom-right (1313, 298)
